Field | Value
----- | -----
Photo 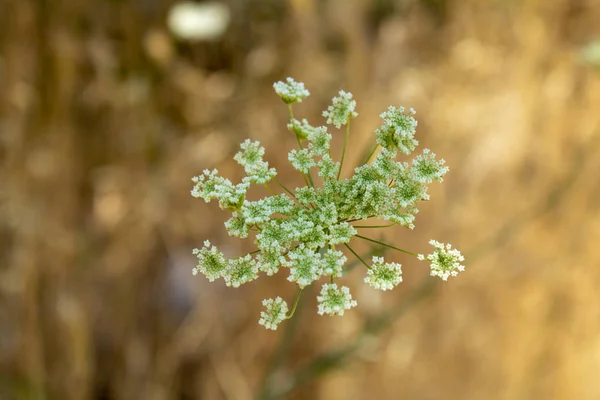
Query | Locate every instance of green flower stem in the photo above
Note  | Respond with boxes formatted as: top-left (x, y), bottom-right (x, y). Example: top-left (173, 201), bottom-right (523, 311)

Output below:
top-left (344, 243), bottom-right (371, 270)
top-left (354, 234), bottom-right (418, 257)
top-left (274, 177), bottom-right (309, 209)
top-left (274, 177), bottom-right (296, 198)
top-left (286, 288), bottom-right (303, 319)
top-left (337, 120), bottom-right (350, 180)
top-left (362, 143), bottom-right (380, 165)
top-left (288, 104), bottom-right (315, 188)
top-left (352, 224), bottom-right (396, 229)
top-left (344, 216), bottom-right (375, 223)
top-left (263, 184), bottom-right (276, 195)
top-left (282, 244), bottom-right (300, 258)
top-left (249, 249), bottom-right (260, 255)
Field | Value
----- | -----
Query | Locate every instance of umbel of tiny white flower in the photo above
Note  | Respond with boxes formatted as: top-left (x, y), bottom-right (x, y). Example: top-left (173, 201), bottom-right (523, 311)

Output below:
top-left (365, 256), bottom-right (403, 291)
top-left (286, 245), bottom-right (322, 288)
top-left (223, 254), bottom-right (260, 288)
top-left (259, 297), bottom-right (289, 330)
top-left (375, 106), bottom-right (419, 155)
top-left (288, 148), bottom-right (316, 173)
top-left (234, 140), bottom-right (277, 185)
top-left (317, 283), bottom-right (357, 316)
top-left (192, 240), bottom-right (227, 281)
top-left (190, 77), bottom-right (465, 330)
top-left (411, 148), bottom-right (449, 183)
top-left (273, 77), bottom-right (310, 104)
top-left (322, 90), bottom-right (358, 129)
top-left (418, 240), bottom-right (465, 281)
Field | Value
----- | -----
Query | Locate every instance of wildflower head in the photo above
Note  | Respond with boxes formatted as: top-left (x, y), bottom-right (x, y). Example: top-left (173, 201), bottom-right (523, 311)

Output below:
top-left (411, 148), bottom-right (449, 183)
top-left (317, 284), bottom-right (357, 316)
top-left (375, 106), bottom-right (418, 155)
top-left (192, 240), bottom-right (227, 281)
top-left (223, 255), bottom-right (260, 288)
top-left (320, 249), bottom-right (346, 278)
top-left (365, 256), bottom-right (403, 291)
top-left (259, 297), bottom-right (288, 330)
top-left (286, 245), bottom-right (322, 288)
top-left (190, 78), bottom-right (464, 330)
top-left (288, 148), bottom-right (316, 173)
top-left (322, 90), bottom-right (358, 129)
top-left (273, 77), bottom-right (310, 104)
top-left (418, 240), bottom-right (465, 281)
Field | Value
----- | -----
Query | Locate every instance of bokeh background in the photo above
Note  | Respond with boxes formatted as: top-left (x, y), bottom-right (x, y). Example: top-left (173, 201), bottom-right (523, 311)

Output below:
top-left (2, 0), bottom-right (600, 399)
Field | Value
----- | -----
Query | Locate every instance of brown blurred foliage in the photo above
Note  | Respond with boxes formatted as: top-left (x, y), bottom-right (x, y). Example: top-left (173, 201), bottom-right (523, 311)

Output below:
top-left (1, 0), bottom-right (600, 399)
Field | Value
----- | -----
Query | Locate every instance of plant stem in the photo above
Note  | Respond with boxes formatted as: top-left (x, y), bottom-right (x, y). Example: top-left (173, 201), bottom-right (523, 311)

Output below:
top-left (274, 177), bottom-right (295, 198)
top-left (264, 184), bottom-right (276, 195)
top-left (354, 234), bottom-right (418, 257)
top-left (344, 216), bottom-right (375, 223)
top-left (286, 288), bottom-right (303, 319)
top-left (274, 177), bottom-right (311, 210)
top-left (288, 104), bottom-right (315, 188)
top-left (344, 243), bottom-right (371, 269)
top-left (337, 121), bottom-right (350, 180)
top-left (363, 143), bottom-right (380, 165)
top-left (352, 224), bottom-right (396, 229)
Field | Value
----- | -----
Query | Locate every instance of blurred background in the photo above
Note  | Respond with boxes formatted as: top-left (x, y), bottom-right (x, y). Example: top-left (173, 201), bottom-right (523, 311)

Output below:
top-left (2, 0), bottom-right (600, 399)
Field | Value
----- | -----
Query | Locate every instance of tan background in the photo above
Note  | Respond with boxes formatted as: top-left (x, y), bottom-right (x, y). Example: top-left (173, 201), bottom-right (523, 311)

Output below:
top-left (2, 0), bottom-right (600, 399)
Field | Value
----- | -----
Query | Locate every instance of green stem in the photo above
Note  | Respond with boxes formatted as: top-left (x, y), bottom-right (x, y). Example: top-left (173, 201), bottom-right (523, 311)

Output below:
top-left (344, 243), bottom-right (371, 270)
top-left (264, 183), bottom-right (276, 195)
top-left (352, 224), bottom-right (396, 229)
top-left (362, 143), bottom-right (380, 165)
top-left (249, 249), bottom-right (260, 255)
top-left (286, 288), bottom-right (303, 319)
top-left (354, 234), bottom-right (418, 257)
top-left (274, 177), bottom-right (295, 198)
top-left (289, 105), bottom-right (315, 188)
top-left (344, 216), bottom-right (375, 223)
top-left (274, 177), bottom-right (311, 210)
top-left (337, 121), bottom-right (350, 180)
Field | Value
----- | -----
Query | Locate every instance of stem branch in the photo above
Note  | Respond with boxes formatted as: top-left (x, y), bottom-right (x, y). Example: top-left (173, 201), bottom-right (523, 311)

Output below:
top-left (337, 121), bottom-right (350, 180)
top-left (286, 288), bottom-right (303, 319)
top-left (344, 243), bottom-right (371, 269)
top-left (362, 143), bottom-right (380, 165)
top-left (352, 224), bottom-right (396, 229)
top-left (354, 234), bottom-right (418, 257)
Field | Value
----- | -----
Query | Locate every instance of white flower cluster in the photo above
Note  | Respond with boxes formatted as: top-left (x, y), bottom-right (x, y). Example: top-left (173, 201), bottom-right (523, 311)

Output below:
top-left (273, 77), bottom-right (310, 104)
top-left (192, 240), bottom-right (227, 281)
top-left (322, 90), bottom-right (358, 129)
top-left (192, 241), bottom-right (260, 287)
top-left (191, 169), bottom-right (248, 211)
top-left (317, 283), bottom-right (357, 316)
top-left (234, 139), bottom-right (277, 184)
top-left (364, 256), bottom-right (403, 291)
top-left (191, 78), bottom-right (464, 330)
top-left (288, 148), bottom-right (316, 173)
top-left (375, 106), bottom-right (418, 155)
top-left (418, 240), bottom-right (465, 281)
top-left (259, 297), bottom-right (288, 330)
top-left (412, 148), bottom-right (449, 183)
